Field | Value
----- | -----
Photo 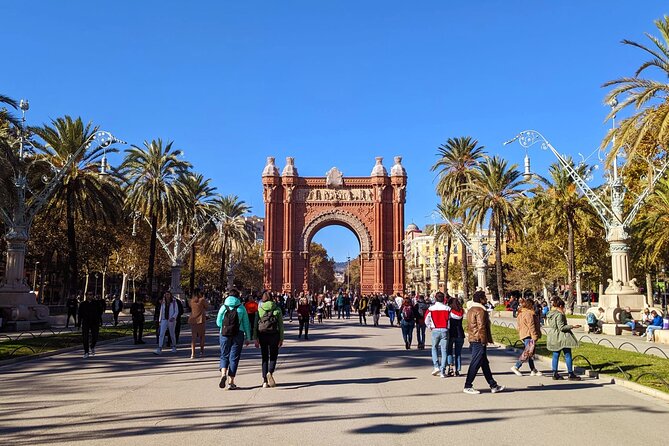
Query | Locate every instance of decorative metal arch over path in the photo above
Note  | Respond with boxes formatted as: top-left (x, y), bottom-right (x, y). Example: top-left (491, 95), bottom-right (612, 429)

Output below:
top-left (261, 156), bottom-right (407, 294)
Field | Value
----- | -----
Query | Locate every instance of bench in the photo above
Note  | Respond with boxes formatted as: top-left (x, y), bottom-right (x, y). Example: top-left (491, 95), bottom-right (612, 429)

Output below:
top-left (601, 323), bottom-right (637, 336)
top-left (653, 329), bottom-right (669, 345)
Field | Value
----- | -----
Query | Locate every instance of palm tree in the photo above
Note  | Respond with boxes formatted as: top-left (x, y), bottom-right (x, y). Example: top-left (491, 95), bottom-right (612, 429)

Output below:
top-left (32, 116), bottom-right (124, 297)
top-left (636, 176), bottom-right (669, 264)
top-left (602, 15), bottom-right (669, 162)
top-left (0, 95), bottom-right (19, 208)
top-left (464, 156), bottom-right (526, 300)
top-left (206, 195), bottom-right (252, 290)
top-left (533, 159), bottom-right (596, 304)
top-left (121, 139), bottom-right (191, 299)
top-left (179, 173), bottom-right (218, 296)
top-left (431, 137), bottom-right (486, 299)
top-left (432, 200), bottom-right (458, 293)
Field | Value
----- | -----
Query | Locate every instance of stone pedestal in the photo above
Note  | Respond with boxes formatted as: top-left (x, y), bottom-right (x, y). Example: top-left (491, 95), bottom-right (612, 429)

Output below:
top-left (598, 293), bottom-right (646, 324)
top-left (0, 290), bottom-right (50, 330)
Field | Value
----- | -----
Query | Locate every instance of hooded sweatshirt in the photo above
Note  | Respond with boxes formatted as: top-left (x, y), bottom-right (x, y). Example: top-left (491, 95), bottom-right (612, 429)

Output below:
top-left (216, 295), bottom-right (251, 339)
top-left (253, 300), bottom-right (285, 341)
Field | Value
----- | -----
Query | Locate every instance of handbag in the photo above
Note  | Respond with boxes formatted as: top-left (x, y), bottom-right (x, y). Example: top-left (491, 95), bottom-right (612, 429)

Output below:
top-left (519, 339), bottom-right (536, 361)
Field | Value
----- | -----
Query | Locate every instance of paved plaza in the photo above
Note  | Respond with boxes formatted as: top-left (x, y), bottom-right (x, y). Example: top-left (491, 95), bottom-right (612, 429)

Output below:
top-left (2, 318), bottom-right (669, 446)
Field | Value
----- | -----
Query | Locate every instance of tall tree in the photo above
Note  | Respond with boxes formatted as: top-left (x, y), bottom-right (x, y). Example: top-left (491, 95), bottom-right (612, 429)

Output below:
top-left (464, 156), bottom-right (526, 300)
top-left (179, 173), bottom-right (217, 296)
top-left (207, 195), bottom-right (252, 290)
top-left (533, 159), bottom-right (595, 304)
top-left (309, 242), bottom-right (336, 293)
top-left (121, 139), bottom-right (191, 299)
top-left (32, 116), bottom-right (124, 296)
top-left (602, 15), bottom-right (669, 163)
top-left (431, 136), bottom-right (485, 299)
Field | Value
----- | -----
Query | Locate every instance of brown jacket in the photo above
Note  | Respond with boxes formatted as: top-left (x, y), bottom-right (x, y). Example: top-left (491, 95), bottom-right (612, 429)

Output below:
top-left (516, 307), bottom-right (541, 341)
top-left (467, 302), bottom-right (493, 344)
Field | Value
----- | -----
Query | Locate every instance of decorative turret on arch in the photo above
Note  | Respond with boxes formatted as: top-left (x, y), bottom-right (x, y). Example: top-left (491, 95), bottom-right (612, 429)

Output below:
top-left (262, 156), bottom-right (407, 294)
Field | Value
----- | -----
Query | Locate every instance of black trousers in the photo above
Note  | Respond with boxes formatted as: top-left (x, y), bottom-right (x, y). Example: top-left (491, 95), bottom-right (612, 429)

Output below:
top-left (298, 318), bottom-right (309, 338)
top-left (258, 333), bottom-right (280, 381)
top-left (465, 342), bottom-right (498, 389)
top-left (66, 310), bottom-right (77, 327)
top-left (82, 322), bottom-right (99, 354)
top-left (358, 310), bottom-right (367, 325)
top-left (113, 311), bottom-right (120, 326)
top-left (133, 319), bottom-right (144, 342)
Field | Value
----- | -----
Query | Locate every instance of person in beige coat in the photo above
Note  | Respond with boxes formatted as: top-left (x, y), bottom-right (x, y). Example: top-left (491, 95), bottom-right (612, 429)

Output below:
top-left (188, 289), bottom-right (208, 359)
top-left (511, 298), bottom-right (542, 376)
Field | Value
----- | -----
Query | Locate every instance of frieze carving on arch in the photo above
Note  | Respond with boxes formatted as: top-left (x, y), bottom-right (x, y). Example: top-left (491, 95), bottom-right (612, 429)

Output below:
top-left (301, 209), bottom-right (373, 253)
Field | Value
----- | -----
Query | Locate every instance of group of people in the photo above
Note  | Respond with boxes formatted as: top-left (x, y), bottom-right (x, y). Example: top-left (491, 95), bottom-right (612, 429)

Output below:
top-left (618, 307), bottom-right (667, 341)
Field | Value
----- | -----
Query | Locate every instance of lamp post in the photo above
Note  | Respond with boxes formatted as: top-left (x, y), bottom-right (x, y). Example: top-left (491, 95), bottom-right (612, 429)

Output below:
top-left (441, 217), bottom-right (491, 294)
top-left (347, 255), bottom-right (351, 291)
top-left (505, 104), bottom-right (669, 321)
top-left (0, 99), bottom-right (123, 329)
top-left (32, 261), bottom-right (39, 291)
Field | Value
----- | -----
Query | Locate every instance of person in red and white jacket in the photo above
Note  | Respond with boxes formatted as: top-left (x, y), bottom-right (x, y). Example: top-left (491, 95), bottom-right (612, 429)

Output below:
top-left (424, 292), bottom-right (451, 377)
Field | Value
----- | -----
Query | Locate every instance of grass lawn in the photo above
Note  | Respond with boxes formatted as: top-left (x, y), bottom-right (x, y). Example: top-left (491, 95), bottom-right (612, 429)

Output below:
top-left (0, 322), bottom-right (156, 361)
top-left (490, 324), bottom-right (669, 394)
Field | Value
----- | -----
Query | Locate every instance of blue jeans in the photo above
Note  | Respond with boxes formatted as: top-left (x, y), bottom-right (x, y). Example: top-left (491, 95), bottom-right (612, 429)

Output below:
top-left (388, 310), bottom-right (396, 325)
top-left (447, 337), bottom-right (464, 371)
top-left (514, 337), bottom-right (536, 370)
top-left (646, 325), bottom-right (663, 339)
top-left (625, 321), bottom-right (636, 331)
top-left (344, 305), bottom-right (351, 319)
top-left (431, 329), bottom-right (448, 371)
top-left (416, 323), bottom-right (426, 346)
top-left (552, 348), bottom-right (573, 374)
top-left (401, 320), bottom-right (415, 346)
top-left (219, 332), bottom-right (244, 377)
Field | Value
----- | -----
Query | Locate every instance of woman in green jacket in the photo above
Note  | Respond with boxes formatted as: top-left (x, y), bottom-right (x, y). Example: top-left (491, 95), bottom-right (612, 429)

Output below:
top-left (546, 297), bottom-right (581, 381)
top-left (253, 291), bottom-right (285, 388)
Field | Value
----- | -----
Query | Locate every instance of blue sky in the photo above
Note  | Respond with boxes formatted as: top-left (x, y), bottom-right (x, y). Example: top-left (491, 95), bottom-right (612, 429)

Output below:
top-left (2, 1), bottom-right (667, 261)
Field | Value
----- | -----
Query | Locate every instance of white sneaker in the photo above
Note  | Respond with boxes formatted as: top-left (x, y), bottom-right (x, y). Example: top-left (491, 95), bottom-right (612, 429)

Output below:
top-left (262, 382), bottom-right (269, 388)
top-left (491, 385), bottom-right (505, 394)
top-left (154, 348), bottom-right (162, 355)
top-left (83, 353), bottom-right (89, 359)
top-left (90, 348), bottom-right (95, 357)
top-left (530, 370), bottom-right (543, 376)
top-left (431, 368), bottom-right (440, 376)
top-left (267, 372), bottom-right (276, 388)
top-left (463, 387), bottom-right (480, 395)
top-left (511, 366), bottom-right (522, 376)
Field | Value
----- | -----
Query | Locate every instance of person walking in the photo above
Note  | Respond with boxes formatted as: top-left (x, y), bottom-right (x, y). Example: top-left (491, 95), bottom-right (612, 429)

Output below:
top-left (369, 295), bottom-right (381, 326)
top-left (386, 298), bottom-right (397, 326)
top-left (286, 293), bottom-right (296, 322)
top-left (447, 297), bottom-right (465, 377)
top-left (424, 291), bottom-right (450, 377)
top-left (357, 295), bottom-right (368, 325)
top-left (111, 295), bottom-right (123, 326)
top-left (78, 292), bottom-right (101, 359)
top-left (171, 296), bottom-right (184, 346)
top-left (414, 294), bottom-right (430, 349)
top-left (463, 291), bottom-right (505, 394)
top-left (253, 291), bottom-right (284, 388)
top-left (154, 291), bottom-right (179, 355)
top-left (216, 289), bottom-right (251, 390)
top-left (400, 297), bottom-right (416, 349)
top-left (189, 288), bottom-right (208, 358)
top-left (546, 297), bottom-right (581, 381)
top-left (344, 293), bottom-right (352, 319)
top-left (244, 295), bottom-right (259, 330)
top-left (511, 298), bottom-right (542, 376)
top-left (297, 296), bottom-right (311, 340)
top-left (130, 298), bottom-right (145, 344)
top-left (153, 295), bottom-right (163, 344)
top-left (317, 298), bottom-right (325, 323)
top-left (336, 292), bottom-right (345, 319)
top-left (66, 294), bottom-right (79, 328)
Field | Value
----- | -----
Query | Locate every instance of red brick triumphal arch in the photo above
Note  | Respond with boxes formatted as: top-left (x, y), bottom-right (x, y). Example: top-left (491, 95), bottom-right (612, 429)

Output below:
top-left (262, 156), bottom-right (407, 295)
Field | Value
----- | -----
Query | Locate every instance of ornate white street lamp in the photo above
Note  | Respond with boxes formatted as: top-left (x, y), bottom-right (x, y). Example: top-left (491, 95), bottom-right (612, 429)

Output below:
top-left (505, 105), bottom-right (669, 322)
top-left (0, 100), bottom-right (123, 329)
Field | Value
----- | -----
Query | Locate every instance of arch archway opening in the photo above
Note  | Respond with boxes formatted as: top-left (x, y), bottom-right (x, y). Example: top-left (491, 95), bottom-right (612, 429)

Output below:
top-left (309, 224), bottom-right (361, 294)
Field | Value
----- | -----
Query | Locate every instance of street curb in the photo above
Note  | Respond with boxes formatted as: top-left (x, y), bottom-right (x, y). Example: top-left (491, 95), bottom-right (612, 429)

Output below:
top-left (492, 342), bottom-right (669, 404)
top-left (0, 335), bottom-right (136, 369)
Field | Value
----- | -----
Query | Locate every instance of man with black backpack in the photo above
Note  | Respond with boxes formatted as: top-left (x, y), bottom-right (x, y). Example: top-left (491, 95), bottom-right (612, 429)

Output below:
top-left (253, 291), bottom-right (285, 388)
top-left (415, 294), bottom-right (430, 349)
top-left (216, 289), bottom-right (251, 390)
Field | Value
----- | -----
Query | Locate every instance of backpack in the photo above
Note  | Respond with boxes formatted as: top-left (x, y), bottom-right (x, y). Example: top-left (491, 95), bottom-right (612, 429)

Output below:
top-left (417, 301), bottom-right (429, 318)
top-left (221, 305), bottom-right (240, 337)
top-left (401, 305), bottom-right (414, 321)
top-left (258, 307), bottom-right (279, 334)
top-left (586, 312), bottom-right (597, 325)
